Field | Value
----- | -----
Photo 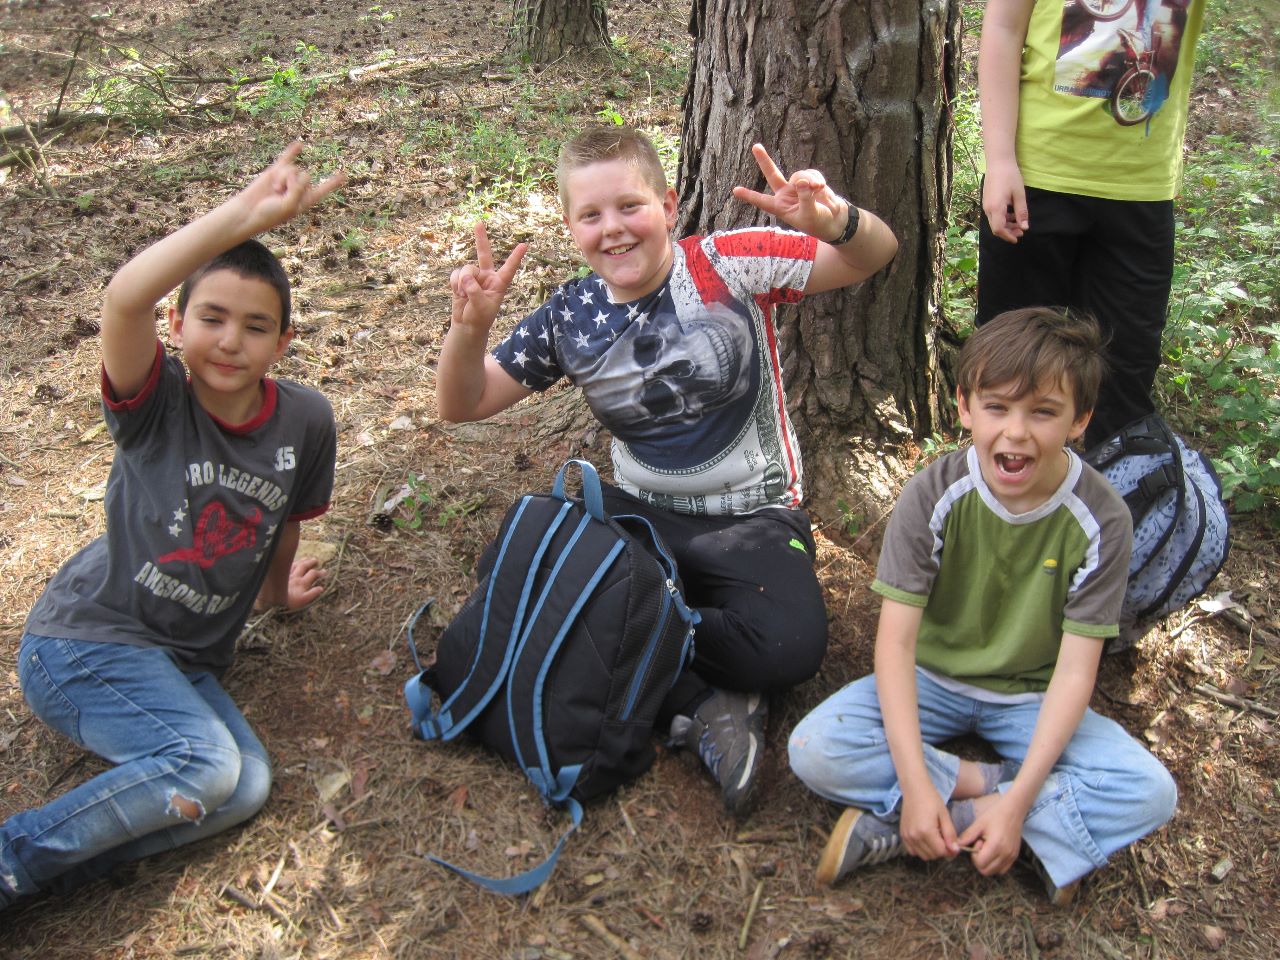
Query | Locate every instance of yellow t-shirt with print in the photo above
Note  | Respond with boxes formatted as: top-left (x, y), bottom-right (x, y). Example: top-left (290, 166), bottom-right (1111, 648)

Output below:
top-left (1014, 0), bottom-right (1205, 201)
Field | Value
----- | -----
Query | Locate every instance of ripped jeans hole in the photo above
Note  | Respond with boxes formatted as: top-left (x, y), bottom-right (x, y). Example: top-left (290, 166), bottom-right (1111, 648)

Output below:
top-left (167, 791), bottom-right (206, 824)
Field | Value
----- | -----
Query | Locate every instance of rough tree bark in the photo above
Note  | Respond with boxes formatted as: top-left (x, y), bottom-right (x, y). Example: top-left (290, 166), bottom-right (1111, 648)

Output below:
top-left (677, 0), bottom-right (960, 514)
top-left (512, 0), bottom-right (610, 62)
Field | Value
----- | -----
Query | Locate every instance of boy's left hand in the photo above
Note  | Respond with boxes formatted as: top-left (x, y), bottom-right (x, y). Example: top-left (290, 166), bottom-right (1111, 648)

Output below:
top-left (957, 793), bottom-right (1027, 876)
top-left (732, 143), bottom-right (850, 243)
top-left (281, 555), bottom-right (326, 611)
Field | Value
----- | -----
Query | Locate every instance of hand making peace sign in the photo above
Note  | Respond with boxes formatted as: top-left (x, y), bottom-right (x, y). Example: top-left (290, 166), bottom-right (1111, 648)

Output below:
top-left (732, 143), bottom-right (852, 244)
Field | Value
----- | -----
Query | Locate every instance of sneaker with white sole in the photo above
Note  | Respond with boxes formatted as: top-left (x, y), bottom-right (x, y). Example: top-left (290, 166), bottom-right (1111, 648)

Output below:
top-left (669, 688), bottom-right (766, 816)
top-left (815, 807), bottom-right (904, 886)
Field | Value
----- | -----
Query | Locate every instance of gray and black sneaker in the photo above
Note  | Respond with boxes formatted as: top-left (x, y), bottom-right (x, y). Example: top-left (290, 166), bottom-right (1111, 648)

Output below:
top-left (815, 807), bottom-right (904, 886)
top-left (669, 689), bottom-right (767, 816)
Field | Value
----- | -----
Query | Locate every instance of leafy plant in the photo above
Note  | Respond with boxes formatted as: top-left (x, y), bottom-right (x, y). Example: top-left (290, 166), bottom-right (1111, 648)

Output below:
top-left (391, 474), bottom-right (434, 531)
top-left (917, 432), bottom-right (965, 470)
top-left (241, 43), bottom-right (324, 119)
top-left (834, 500), bottom-right (864, 538)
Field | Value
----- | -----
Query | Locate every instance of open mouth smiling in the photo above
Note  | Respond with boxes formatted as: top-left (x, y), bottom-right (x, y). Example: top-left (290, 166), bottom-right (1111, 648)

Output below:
top-left (995, 453), bottom-right (1032, 476)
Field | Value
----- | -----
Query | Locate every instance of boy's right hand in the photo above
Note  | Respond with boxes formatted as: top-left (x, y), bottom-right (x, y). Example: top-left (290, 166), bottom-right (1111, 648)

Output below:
top-left (899, 785), bottom-right (961, 861)
top-left (448, 222), bottom-right (528, 337)
top-left (982, 161), bottom-right (1029, 243)
top-left (231, 142), bottom-right (347, 237)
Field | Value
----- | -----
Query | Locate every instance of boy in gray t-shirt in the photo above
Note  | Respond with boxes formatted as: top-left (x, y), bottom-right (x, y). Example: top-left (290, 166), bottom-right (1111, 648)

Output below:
top-left (1, 144), bottom-right (344, 909)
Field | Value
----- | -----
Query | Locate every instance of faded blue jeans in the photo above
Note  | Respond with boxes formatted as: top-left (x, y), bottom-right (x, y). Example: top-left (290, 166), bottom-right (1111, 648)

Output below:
top-left (788, 668), bottom-right (1176, 888)
top-left (0, 634), bottom-right (271, 907)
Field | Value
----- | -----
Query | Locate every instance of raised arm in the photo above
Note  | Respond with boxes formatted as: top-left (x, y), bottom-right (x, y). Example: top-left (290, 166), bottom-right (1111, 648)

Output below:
top-left (731, 143), bottom-right (897, 295)
top-left (435, 222), bottom-right (533, 423)
top-left (979, 0), bottom-right (1035, 243)
top-left (874, 597), bottom-right (961, 861)
top-left (101, 143), bottom-right (346, 400)
top-left (958, 631), bottom-right (1103, 875)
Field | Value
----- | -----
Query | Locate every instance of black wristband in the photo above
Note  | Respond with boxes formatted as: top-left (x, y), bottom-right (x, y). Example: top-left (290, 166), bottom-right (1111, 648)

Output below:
top-left (830, 203), bottom-right (861, 245)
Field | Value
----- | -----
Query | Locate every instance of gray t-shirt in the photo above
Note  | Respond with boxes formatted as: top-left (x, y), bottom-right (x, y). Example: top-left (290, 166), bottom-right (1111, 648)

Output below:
top-left (26, 344), bottom-right (336, 671)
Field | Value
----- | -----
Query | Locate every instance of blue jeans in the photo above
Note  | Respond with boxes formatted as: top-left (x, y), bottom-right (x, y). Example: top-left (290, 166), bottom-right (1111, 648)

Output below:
top-left (788, 669), bottom-right (1176, 887)
top-left (0, 634), bottom-right (271, 906)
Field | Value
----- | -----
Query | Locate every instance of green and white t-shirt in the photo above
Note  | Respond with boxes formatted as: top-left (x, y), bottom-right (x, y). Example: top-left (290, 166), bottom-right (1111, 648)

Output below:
top-left (872, 447), bottom-right (1132, 695)
top-left (1013, 0), bottom-right (1205, 201)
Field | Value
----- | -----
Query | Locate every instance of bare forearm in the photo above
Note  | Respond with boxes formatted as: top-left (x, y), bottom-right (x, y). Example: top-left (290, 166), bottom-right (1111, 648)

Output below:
top-left (1003, 648), bottom-right (1099, 812)
top-left (256, 521), bottom-right (300, 609)
top-left (873, 601), bottom-right (934, 796)
top-left (436, 327), bottom-right (506, 423)
top-left (103, 200), bottom-right (255, 328)
top-left (827, 206), bottom-right (898, 276)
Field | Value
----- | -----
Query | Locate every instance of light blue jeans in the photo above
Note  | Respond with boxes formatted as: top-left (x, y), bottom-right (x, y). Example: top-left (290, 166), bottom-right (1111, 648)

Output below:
top-left (788, 668), bottom-right (1176, 888)
top-left (0, 634), bottom-right (271, 907)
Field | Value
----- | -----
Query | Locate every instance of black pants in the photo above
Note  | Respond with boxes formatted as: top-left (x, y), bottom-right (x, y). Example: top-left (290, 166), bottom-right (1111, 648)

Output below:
top-left (977, 184), bottom-right (1175, 447)
top-left (601, 486), bottom-right (828, 721)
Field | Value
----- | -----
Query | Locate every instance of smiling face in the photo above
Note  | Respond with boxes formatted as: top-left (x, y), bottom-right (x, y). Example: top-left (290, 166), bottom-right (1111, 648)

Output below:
top-left (562, 158), bottom-right (678, 303)
top-left (957, 378), bottom-right (1092, 514)
top-left (169, 269), bottom-right (294, 423)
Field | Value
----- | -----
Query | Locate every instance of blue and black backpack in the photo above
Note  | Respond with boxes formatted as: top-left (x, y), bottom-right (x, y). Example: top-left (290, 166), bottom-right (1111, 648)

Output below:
top-left (1084, 414), bottom-right (1230, 652)
top-left (403, 459), bottom-right (698, 893)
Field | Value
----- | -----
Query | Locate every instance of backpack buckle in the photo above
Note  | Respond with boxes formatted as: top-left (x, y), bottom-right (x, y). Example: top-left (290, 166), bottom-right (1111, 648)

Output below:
top-left (1137, 463), bottom-right (1179, 503)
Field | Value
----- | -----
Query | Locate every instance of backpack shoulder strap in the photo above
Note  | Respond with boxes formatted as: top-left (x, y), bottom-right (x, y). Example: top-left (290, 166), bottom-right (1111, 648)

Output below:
top-left (405, 495), bottom-right (575, 740)
top-left (504, 511), bottom-right (627, 792)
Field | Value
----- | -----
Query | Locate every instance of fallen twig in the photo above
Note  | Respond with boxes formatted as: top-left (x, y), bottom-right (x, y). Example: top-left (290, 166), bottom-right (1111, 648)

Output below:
top-left (1222, 607), bottom-right (1280, 646)
top-left (1128, 845), bottom-right (1152, 909)
top-left (580, 914), bottom-right (642, 960)
top-left (1193, 682), bottom-right (1279, 718)
top-left (1022, 914), bottom-right (1040, 960)
top-left (738, 878), bottom-right (764, 951)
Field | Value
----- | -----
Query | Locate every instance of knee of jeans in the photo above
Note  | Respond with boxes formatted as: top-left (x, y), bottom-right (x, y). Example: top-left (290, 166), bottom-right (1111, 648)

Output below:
top-left (788, 725), bottom-right (880, 795)
top-left (1142, 764), bottom-right (1178, 831)
top-left (226, 755), bottom-right (274, 825)
top-left (1108, 754), bottom-right (1177, 833)
top-left (168, 748), bottom-right (244, 823)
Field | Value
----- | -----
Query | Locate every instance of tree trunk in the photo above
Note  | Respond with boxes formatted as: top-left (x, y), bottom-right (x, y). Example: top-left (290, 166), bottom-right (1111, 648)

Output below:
top-left (677, 0), bottom-right (959, 515)
top-left (512, 0), bottom-right (610, 62)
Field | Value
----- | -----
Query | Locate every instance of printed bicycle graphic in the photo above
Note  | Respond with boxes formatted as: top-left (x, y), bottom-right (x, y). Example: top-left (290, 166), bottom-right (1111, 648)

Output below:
top-left (1077, 0), bottom-right (1136, 21)
top-left (1110, 27), bottom-right (1161, 125)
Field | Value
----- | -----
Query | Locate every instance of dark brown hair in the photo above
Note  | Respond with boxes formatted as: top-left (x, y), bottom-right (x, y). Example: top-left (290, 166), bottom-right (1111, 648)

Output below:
top-left (176, 238), bottom-right (291, 331)
top-left (957, 307), bottom-right (1106, 416)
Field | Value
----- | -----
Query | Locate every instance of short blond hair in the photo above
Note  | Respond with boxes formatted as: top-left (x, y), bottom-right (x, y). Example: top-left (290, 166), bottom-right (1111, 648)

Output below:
top-left (556, 124), bottom-right (668, 210)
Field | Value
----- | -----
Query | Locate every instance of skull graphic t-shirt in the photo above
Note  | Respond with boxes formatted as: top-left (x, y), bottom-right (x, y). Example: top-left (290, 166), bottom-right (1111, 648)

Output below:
top-left (493, 229), bottom-right (816, 515)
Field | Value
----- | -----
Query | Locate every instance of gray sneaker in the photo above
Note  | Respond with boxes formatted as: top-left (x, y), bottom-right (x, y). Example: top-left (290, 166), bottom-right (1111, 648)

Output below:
top-left (815, 807), bottom-right (904, 886)
top-left (669, 689), bottom-right (767, 815)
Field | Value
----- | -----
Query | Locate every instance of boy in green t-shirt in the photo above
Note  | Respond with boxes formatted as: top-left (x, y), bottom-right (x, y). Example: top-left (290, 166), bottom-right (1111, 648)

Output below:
top-left (789, 308), bottom-right (1176, 905)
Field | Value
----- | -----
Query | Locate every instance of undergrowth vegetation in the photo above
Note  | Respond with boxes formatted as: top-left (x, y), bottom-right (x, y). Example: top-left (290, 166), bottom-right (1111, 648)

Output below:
top-left (944, 0), bottom-right (1280, 517)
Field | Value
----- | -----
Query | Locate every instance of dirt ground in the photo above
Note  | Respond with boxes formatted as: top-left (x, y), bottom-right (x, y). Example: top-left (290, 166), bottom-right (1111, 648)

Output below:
top-left (1, 0), bottom-right (1277, 957)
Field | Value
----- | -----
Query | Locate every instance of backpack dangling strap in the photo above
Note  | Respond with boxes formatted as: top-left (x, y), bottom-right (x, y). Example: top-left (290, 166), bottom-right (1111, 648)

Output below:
top-left (427, 792), bottom-right (584, 896)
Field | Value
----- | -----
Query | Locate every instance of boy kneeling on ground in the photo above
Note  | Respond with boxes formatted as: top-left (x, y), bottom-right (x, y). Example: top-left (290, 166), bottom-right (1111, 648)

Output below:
top-left (789, 308), bottom-right (1176, 904)
top-left (436, 125), bottom-right (898, 815)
